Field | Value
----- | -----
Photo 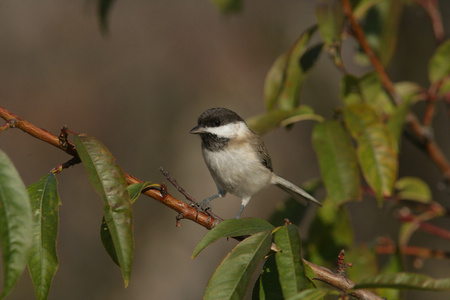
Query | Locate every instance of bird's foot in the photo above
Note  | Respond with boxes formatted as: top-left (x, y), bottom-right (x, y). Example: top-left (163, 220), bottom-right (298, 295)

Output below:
top-left (190, 198), bottom-right (212, 212)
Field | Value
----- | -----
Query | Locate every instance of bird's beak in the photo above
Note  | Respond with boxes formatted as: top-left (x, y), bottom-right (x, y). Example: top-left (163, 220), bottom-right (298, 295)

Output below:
top-left (190, 125), bottom-right (206, 134)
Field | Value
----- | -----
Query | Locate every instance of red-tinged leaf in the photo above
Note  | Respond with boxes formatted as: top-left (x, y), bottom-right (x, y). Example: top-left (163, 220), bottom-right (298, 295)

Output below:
top-left (0, 150), bottom-right (33, 299)
top-left (192, 218), bottom-right (274, 258)
top-left (344, 103), bottom-right (397, 202)
top-left (312, 120), bottom-right (361, 205)
top-left (27, 173), bottom-right (60, 300)
top-left (204, 231), bottom-right (272, 300)
top-left (264, 26), bottom-right (321, 111)
top-left (74, 134), bottom-right (133, 287)
top-left (355, 273), bottom-right (450, 291)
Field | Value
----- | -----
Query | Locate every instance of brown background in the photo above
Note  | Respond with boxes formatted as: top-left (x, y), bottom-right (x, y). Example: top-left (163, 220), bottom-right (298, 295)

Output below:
top-left (1, 1), bottom-right (450, 299)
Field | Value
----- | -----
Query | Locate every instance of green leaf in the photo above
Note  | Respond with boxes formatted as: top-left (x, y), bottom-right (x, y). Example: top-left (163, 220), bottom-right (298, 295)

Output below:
top-left (355, 272), bottom-right (450, 291)
top-left (345, 245), bottom-right (378, 281)
top-left (204, 231), bottom-right (272, 300)
top-left (192, 218), bottom-right (274, 258)
top-left (307, 200), bottom-right (354, 266)
top-left (100, 181), bottom-right (155, 266)
top-left (100, 216), bottom-right (120, 266)
top-left (74, 134), bottom-right (133, 287)
top-left (127, 182), bottom-right (155, 204)
top-left (312, 120), bottom-right (361, 205)
top-left (286, 288), bottom-right (340, 300)
top-left (386, 81), bottom-right (420, 151)
top-left (378, 254), bottom-right (403, 299)
top-left (264, 26), bottom-right (321, 110)
top-left (27, 174), bottom-right (60, 300)
top-left (395, 177), bottom-right (432, 203)
top-left (356, 0), bottom-right (403, 66)
top-left (246, 106), bottom-right (323, 136)
top-left (316, 0), bottom-right (345, 67)
top-left (274, 224), bottom-right (309, 298)
top-left (0, 150), bottom-right (32, 299)
top-left (340, 72), bottom-right (395, 116)
top-left (209, 0), bottom-right (242, 13)
top-left (316, 0), bottom-right (345, 47)
top-left (344, 103), bottom-right (397, 201)
top-left (252, 254), bottom-right (283, 300)
top-left (353, 0), bottom-right (384, 18)
top-left (429, 39), bottom-right (450, 84)
top-left (439, 77), bottom-right (450, 96)
top-left (340, 74), bottom-right (361, 104)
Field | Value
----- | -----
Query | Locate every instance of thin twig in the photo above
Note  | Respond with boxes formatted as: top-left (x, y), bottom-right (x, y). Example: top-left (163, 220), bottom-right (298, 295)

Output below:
top-left (159, 167), bottom-right (197, 203)
top-left (159, 167), bottom-right (224, 221)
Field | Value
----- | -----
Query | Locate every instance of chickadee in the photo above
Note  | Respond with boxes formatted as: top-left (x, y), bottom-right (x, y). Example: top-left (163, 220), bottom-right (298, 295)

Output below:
top-left (190, 107), bottom-right (322, 219)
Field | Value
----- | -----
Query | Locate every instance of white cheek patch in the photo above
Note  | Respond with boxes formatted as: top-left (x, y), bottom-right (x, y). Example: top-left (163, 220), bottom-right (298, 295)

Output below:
top-left (205, 122), bottom-right (246, 138)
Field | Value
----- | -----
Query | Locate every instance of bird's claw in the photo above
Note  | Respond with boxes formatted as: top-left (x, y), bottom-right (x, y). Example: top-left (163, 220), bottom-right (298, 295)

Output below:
top-left (190, 199), bottom-right (212, 212)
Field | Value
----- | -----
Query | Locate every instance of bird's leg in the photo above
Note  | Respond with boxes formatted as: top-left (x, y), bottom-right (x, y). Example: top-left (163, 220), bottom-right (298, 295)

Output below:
top-left (233, 196), bottom-right (250, 219)
top-left (192, 191), bottom-right (224, 213)
top-left (233, 205), bottom-right (245, 219)
top-left (198, 193), bottom-right (220, 211)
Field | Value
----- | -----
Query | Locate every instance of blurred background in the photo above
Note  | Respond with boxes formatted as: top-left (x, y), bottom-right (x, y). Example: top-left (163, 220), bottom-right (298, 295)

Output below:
top-left (1, 0), bottom-right (450, 299)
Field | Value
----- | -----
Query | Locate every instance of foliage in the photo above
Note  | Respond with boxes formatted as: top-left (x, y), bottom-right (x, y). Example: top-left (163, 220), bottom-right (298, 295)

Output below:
top-left (1, 0), bottom-right (450, 299)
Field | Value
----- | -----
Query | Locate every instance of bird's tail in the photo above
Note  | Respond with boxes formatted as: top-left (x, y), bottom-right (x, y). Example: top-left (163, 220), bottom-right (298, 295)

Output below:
top-left (271, 174), bottom-right (322, 206)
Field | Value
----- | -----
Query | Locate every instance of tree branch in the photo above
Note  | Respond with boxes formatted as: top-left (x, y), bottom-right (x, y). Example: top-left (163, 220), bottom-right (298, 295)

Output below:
top-left (341, 0), bottom-right (450, 182)
top-left (0, 105), bottom-right (385, 299)
top-left (303, 259), bottom-right (384, 300)
top-left (414, 0), bottom-right (445, 44)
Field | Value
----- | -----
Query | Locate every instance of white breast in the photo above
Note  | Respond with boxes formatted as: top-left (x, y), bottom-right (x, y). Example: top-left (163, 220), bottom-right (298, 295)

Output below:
top-left (202, 140), bottom-right (272, 198)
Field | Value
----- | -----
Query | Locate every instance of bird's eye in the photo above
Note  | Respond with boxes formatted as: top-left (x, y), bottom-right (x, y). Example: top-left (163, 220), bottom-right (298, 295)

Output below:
top-left (214, 120), bottom-right (221, 126)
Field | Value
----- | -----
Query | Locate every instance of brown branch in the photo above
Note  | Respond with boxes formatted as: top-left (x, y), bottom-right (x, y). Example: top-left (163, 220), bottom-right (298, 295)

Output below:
top-left (0, 105), bottom-right (219, 230)
top-left (376, 238), bottom-right (450, 260)
top-left (303, 259), bottom-right (384, 300)
top-left (397, 212), bottom-right (450, 241)
top-left (0, 105), bottom-right (384, 299)
top-left (414, 0), bottom-right (445, 44)
top-left (341, 0), bottom-right (450, 182)
top-left (341, 0), bottom-right (399, 105)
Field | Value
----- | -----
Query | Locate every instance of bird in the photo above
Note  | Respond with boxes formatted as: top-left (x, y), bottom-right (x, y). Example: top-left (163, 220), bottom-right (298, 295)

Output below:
top-left (190, 107), bottom-right (322, 219)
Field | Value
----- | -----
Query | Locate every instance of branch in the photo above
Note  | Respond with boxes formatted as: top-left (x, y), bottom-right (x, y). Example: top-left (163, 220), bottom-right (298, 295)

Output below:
top-left (376, 237), bottom-right (450, 259)
top-left (0, 105), bottom-right (219, 230)
top-left (414, 0), bottom-right (445, 44)
top-left (0, 105), bottom-right (384, 299)
top-left (303, 259), bottom-right (384, 300)
top-left (341, 0), bottom-right (450, 182)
